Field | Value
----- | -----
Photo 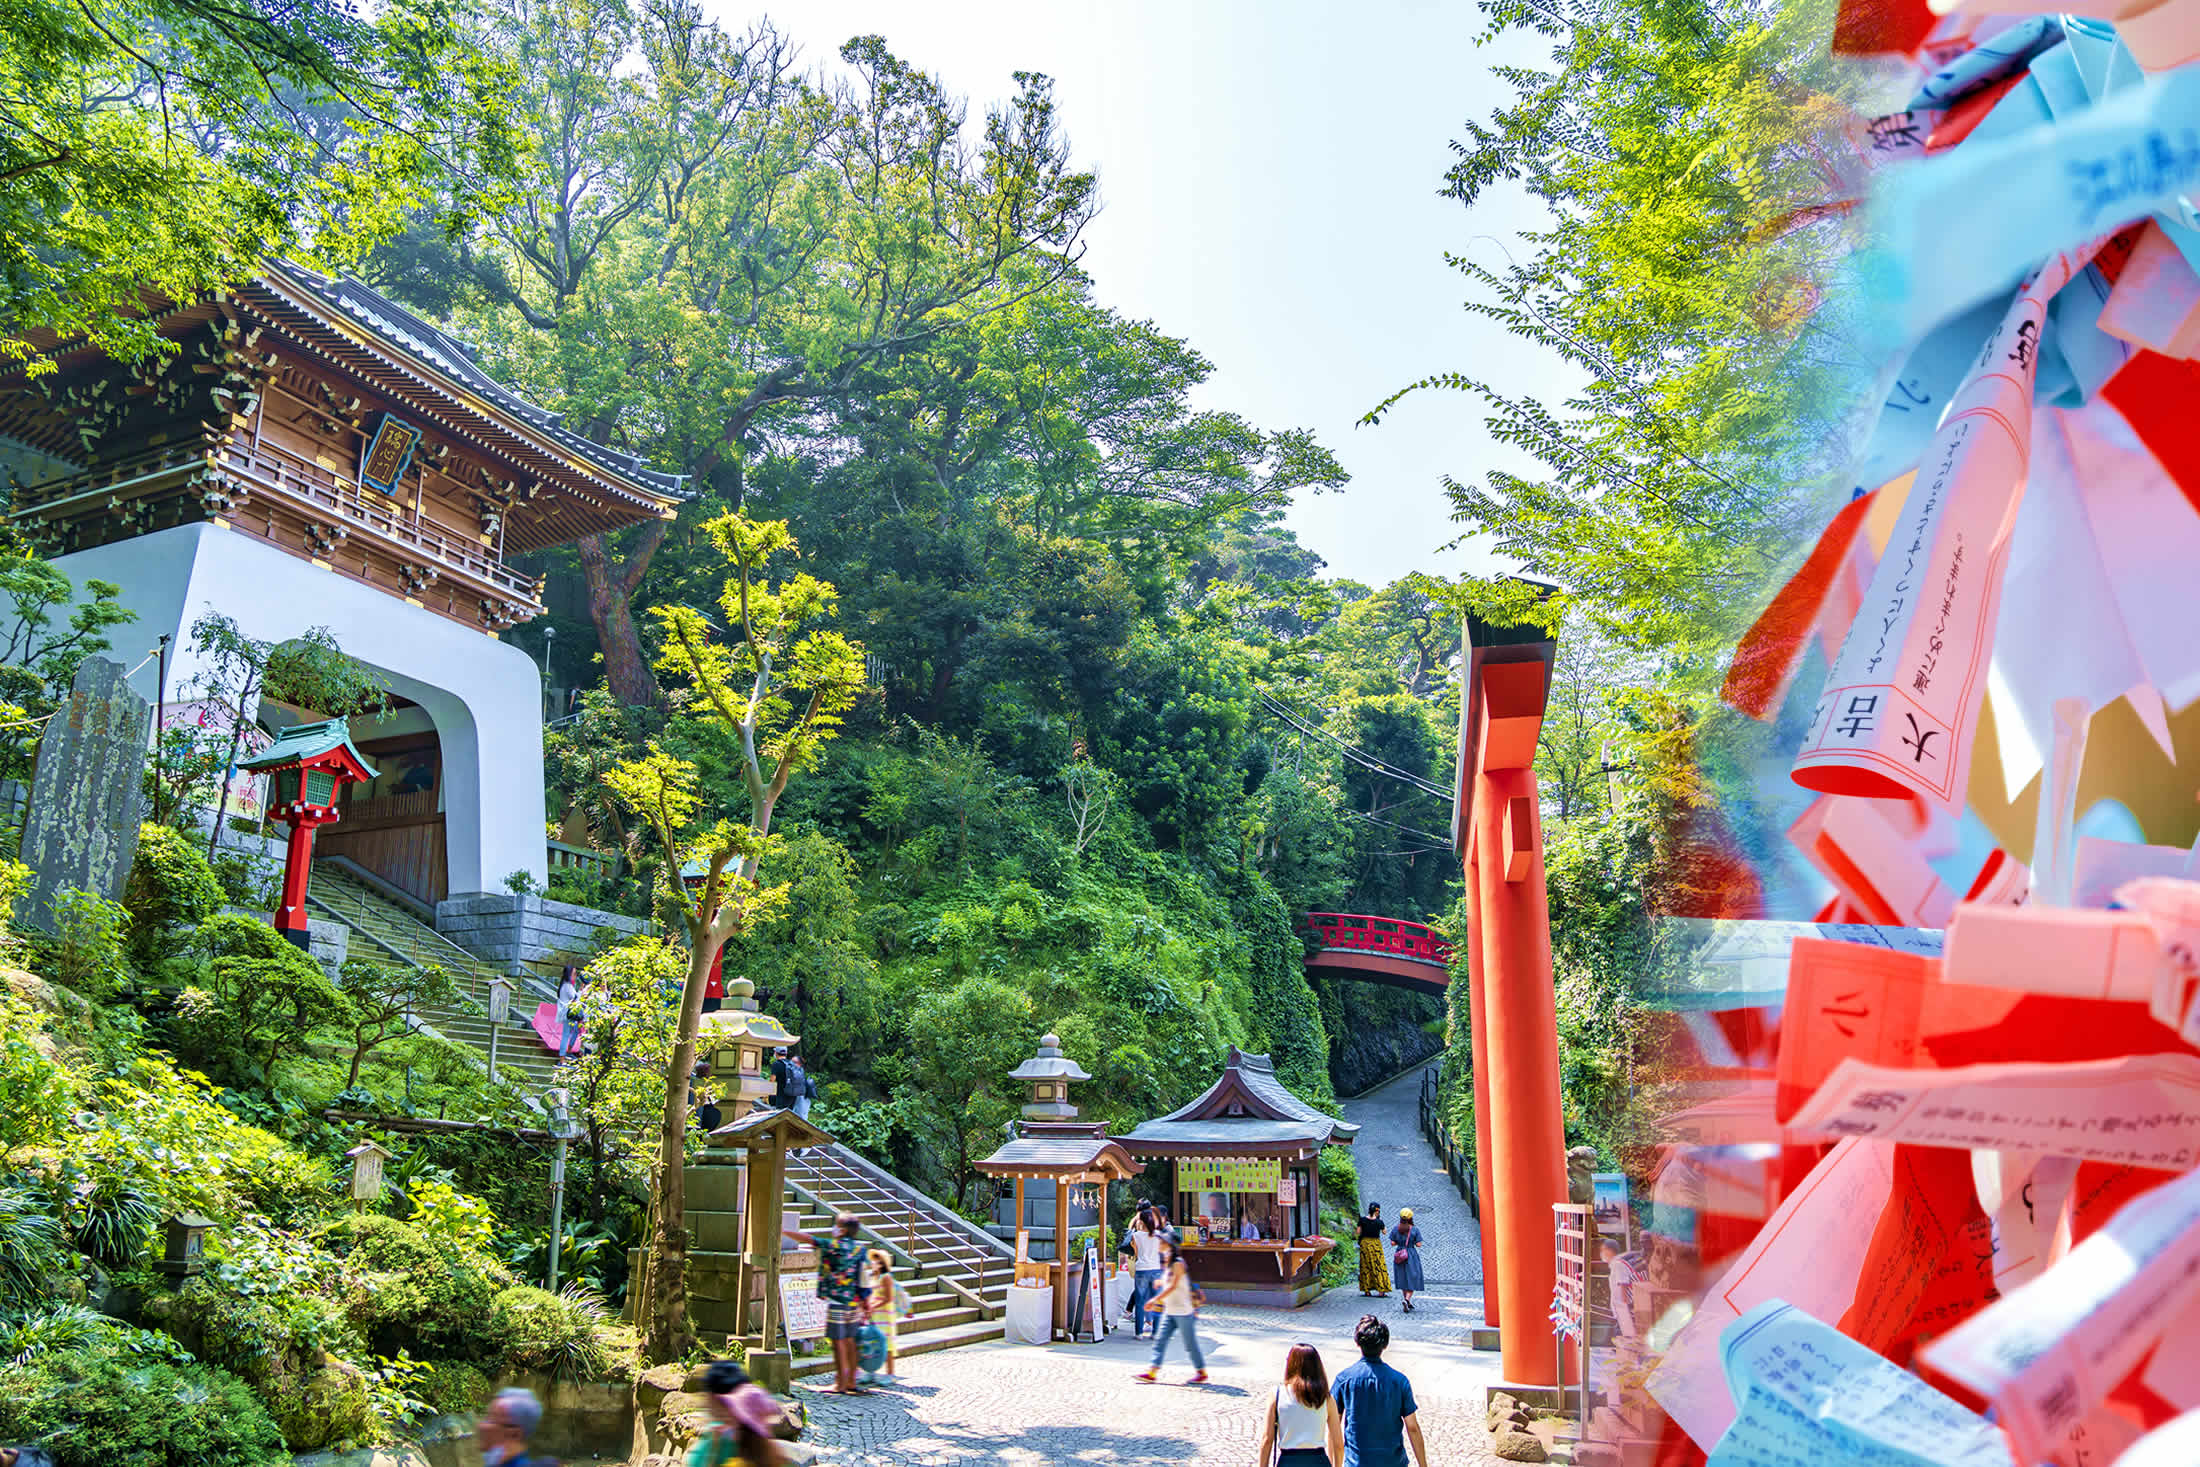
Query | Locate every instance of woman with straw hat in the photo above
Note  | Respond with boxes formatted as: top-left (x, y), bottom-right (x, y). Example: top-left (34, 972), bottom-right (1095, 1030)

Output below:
top-left (1386, 1207), bottom-right (1426, 1313)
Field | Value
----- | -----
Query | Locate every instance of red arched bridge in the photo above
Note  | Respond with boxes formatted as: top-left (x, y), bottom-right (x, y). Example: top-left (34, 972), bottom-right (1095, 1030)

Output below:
top-left (1296, 912), bottom-right (1453, 993)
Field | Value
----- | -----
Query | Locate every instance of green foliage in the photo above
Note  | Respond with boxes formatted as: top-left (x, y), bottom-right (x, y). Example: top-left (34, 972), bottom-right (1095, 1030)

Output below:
top-left (0, 564), bottom-right (135, 787)
top-left (1, 0), bottom-right (517, 372)
top-left (325, 1208), bottom-right (512, 1358)
top-left (0, 1181), bottom-right (69, 1307)
top-left (123, 824), bottom-right (227, 968)
top-left (1316, 1147), bottom-right (1360, 1214)
top-left (489, 1283), bottom-right (614, 1380)
top-left (174, 914), bottom-right (349, 1084)
top-left (60, 1175), bottom-right (161, 1270)
top-left (333, 957), bottom-right (465, 1088)
top-left (40, 889), bottom-right (132, 1001)
top-left (0, 1319), bottom-right (285, 1466)
top-left (0, 995), bottom-right (73, 1164)
top-left (1368, 0), bottom-right (1865, 668)
top-left (900, 975), bottom-right (1036, 1207)
top-left (162, 1274), bottom-right (378, 1451)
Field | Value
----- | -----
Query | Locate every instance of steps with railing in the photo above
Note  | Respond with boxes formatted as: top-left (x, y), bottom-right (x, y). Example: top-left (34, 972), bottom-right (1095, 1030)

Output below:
top-left (306, 860), bottom-right (564, 1090)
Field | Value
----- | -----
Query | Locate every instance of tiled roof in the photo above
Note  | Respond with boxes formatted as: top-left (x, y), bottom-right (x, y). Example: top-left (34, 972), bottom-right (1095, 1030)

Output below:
top-left (1117, 1119), bottom-right (1330, 1148)
top-left (976, 1134), bottom-right (1137, 1176)
top-left (275, 264), bottom-right (687, 499)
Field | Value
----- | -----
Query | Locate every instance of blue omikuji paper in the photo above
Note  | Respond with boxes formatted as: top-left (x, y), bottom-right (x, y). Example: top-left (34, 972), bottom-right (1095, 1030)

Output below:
top-left (1966, 71), bottom-right (2056, 149)
top-left (2043, 260), bottom-right (2133, 408)
top-left (1707, 1301), bottom-right (2011, 1467)
top-left (1908, 15), bottom-right (2064, 111)
top-left (2031, 35), bottom-right (2095, 121)
top-left (1858, 64), bottom-right (2200, 360)
top-left (1846, 291), bottom-right (2009, 495)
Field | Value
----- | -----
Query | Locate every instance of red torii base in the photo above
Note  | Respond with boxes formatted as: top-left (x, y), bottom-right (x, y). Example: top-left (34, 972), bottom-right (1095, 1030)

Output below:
top-left (1457, 613), bottom-right (1570, 1389)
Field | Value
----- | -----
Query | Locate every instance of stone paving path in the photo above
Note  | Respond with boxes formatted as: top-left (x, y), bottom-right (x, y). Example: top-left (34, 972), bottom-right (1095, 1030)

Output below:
top-left (1343, 1061), bottom-right (1484, 1286)
top-left (796, 1061), bottom-right (1507, 1465)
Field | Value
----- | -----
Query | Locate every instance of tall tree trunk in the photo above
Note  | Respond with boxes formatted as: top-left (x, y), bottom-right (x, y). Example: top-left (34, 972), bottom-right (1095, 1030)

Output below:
top-left (643, 925), bottom-right (724, 1363)
top-left (576, 521), bottom-right (674, 709)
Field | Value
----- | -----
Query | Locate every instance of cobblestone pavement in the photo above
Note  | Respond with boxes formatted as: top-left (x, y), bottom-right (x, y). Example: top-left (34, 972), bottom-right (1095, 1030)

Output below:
top-left (796, 1061), bottom-right (1507, 1465)
top-left (1344, 1061), bottom-right (1484, 1286)
top-left (798, 1282), bottom-right (1509, 1466)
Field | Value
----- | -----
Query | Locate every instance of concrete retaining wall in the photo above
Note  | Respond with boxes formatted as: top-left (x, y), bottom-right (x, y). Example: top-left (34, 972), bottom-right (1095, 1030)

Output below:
top-left (434, 891), bottom-right (651, 974)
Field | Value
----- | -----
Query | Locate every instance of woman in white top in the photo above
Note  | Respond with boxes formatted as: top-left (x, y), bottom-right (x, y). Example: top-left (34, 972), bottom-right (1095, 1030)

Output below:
top-left (1126, 1205), bottom-right (1166, 1340)
top-left (1134, 1241), bottom-right (1207, 1385)
top-left (1256, 1342), bottom-right (1344, 1466)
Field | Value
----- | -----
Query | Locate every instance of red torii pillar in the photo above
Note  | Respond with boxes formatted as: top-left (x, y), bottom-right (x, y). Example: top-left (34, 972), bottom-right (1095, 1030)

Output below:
top-left (1459, 617), bottom-right (1567, 1387)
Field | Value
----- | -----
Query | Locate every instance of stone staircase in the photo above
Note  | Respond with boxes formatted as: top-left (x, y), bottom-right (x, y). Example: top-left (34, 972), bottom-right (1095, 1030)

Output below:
top-left (781, 1145), bottom-right (1016, 1377)
top-left (306, 860), bottom-right (565, 1090)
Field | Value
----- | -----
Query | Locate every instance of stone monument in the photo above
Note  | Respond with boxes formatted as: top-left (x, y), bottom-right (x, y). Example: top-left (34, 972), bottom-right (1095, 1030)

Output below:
top-left (17, 657), bottom-right (152, 934)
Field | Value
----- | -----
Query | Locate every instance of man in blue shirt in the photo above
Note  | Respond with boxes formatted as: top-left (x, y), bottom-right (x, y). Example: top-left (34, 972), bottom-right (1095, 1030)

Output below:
top-left (1331, 1315), bottom-right (1431, 1467)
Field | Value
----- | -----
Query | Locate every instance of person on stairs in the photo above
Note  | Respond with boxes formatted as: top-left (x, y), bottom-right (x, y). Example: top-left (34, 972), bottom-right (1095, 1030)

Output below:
top-left (555, 967), bottom-right (582, 1058)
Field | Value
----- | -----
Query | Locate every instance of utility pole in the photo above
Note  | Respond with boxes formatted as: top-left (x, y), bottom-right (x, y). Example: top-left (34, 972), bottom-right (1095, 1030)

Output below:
top-left (545, 1086), bottom-right (582, 1291)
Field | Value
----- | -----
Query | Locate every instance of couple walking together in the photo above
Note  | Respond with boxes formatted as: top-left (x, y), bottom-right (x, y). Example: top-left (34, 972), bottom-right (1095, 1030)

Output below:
top-left (1256, 1315), bottom-right (1431, 1467)
top-left (1124, 1203), bottom-right (1208, 1383)
top-left (1355, 1202), bottom-right (1426, 1312)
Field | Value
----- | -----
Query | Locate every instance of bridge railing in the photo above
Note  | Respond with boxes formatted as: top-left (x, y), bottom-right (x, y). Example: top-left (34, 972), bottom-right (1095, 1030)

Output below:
top-left (1298, 911), bottom-right (1454, 966)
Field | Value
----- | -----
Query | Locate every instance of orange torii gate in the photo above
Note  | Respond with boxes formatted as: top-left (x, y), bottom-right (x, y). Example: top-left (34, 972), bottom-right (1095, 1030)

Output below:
top-left (1455, 603), bottom-right (1568, 1388)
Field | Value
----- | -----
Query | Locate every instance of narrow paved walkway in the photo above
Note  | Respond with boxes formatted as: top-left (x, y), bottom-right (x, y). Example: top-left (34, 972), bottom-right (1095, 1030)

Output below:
top-left (1342, 1061), bottom-right (1484, 1286)
top-left (797, 1060), bottom-right (1504, 1465)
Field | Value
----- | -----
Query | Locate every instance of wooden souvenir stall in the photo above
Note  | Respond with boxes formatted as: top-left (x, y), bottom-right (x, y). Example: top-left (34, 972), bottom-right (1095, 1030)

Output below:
top-left (975, 1033), bottom-right (1138, 1341)
top-left (1115, 1048), bottom-right (1353, 1308)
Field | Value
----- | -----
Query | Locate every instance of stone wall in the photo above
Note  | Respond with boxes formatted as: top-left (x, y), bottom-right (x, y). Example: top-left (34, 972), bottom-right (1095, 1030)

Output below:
top-left (434, 891), bottom-right (652, 976)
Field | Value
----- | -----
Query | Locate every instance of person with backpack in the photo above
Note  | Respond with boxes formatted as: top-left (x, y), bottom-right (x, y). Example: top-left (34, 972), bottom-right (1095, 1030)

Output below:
top-left (791, 1051), bottom-right (816, 1120)
top-left (1134, 1239), bottom-right (1208, 1385)
top-left (770, 1048), bottom-right (797, 1110)
top-left (686, 1359), bottom-right (793, 1466)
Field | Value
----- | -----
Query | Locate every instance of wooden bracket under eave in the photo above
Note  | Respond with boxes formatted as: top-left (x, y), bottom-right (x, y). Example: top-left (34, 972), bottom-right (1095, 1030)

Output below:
top-left (1502, 795), bottom-right (1536, 882)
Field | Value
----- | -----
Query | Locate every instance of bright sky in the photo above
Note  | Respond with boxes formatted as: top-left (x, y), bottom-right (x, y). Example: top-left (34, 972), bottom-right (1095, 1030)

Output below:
top-left (730, 0), bottom-right (1576, 590)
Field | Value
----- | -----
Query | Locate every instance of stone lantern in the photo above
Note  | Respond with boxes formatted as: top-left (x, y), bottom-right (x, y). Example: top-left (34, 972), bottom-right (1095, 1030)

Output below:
top-left (159, 1213), bottom-right (215, 1282)
top-left (695, 976), bottom-right (798, 1134)
top-left (237, 718), bottom-right (376, 949)
top-left (1008, 1032), bottom-right (1090, 1121)
top-left (346, 1139), bottom-right (394, 1203)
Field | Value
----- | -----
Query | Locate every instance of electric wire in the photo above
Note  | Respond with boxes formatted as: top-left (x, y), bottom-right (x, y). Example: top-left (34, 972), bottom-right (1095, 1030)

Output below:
top-left (1258, 694), bottom-right (1450, 798)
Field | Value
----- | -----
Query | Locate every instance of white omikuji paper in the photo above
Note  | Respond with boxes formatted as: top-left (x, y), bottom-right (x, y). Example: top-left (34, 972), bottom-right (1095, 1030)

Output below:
top-left (1707, 1300), bottom-right (2012, 1467)
top-left (2118, 1409), bottom-right (2200, 1467)
top-left (1972, 1149), bottom-right (2080, 1293)
top-left (2057, 393), bottom-right (2200, 715)
top-left (1647, 1138), bottom-right (1895, 1451)
top-left (1795, 243), bottom-right (2098, 809)
top-left (1925, 1167), bottom-right (2200, 1467)
top-left (1785, 1051), bottom-right (2200, 1170)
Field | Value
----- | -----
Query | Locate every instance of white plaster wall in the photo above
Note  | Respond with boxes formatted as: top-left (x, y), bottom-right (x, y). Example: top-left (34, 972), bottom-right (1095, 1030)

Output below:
top-left (51, 523), bottom-right (547, 892)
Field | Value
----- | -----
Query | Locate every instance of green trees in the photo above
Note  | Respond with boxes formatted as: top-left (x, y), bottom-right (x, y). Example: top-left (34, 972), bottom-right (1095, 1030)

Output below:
top-left (604, 511), bottom-right (863, 1363)
top-left (2, 0), bottom-right (516, 369)
top-left (1368, 0), bottom-right (1863, 666)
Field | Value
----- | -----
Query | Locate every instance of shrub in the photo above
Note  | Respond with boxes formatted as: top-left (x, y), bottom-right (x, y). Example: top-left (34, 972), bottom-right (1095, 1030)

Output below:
top-left (0, 1180), bottom-right (70, 1308)
top-left (40, 889), bottom-right (131, 1001)
top-left (162, 1280), bottom-right (376, 1451)
top-left (1318, 1146), bottom-right (1360, 1212)
top-left (207, 849), bottom-right (281, 911)
top-left (418, 1357), bottom-right (494, 1414)
top-left (326, 1211), bottom-right (511, 1359)
top-left (0, 1329), bottom-right (287, 1466)
top-left (489, 1283), bottom-right (613, 1379)
top-left (173, 914), bottom-right (349, 1083)
top-left (61, 1175), bottom-right (161, 1269)
top-left (122, 825), bottom-right (226, 968)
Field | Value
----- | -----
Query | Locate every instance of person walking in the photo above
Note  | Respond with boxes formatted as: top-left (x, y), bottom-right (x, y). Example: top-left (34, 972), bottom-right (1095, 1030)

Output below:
top-left (555, 967), bottom-right (582, 1057)
top-left (687, 1359), bottom-right (789, 1465)
top-left (1357, 1203), bottom-right (1391, 1297)
top-left (1156, 1205), bottom-right (1183, 1249)
top-left (1387, 1208), bottom-right (1425, 1313)
top-left (792, 1051), bottom-right (815, 1121)
top-left (1125, 1204), bottom-right (1166, 1339)
top-left (812, 1212), bottom-right (872, 1395)
top-left (770, 1047), bottom-right (796, 1110)
top-left (863, 1247), bottom-right (902, 1385)
top-left (1333, 1316), bottom-right (1430, 1467)
top-left (1256, 1342), bottom-right (1345, 1467)
top-left (475, 1387), bottom-right (551, 1467)
top-left (1134, 1240), bottom-right (1208, 1385)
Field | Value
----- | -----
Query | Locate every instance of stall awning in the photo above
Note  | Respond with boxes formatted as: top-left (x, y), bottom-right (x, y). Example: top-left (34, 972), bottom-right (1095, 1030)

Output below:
top-left (976, 1133), bottom-right (1139, 1180)
top-left (1116, 1120), bottom-right (1329, 1160)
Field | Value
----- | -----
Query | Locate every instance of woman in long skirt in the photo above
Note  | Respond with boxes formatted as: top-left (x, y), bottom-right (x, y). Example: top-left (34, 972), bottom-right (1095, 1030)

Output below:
top-left (1357, 1202), bottom-right (1392, 1296)
top-left (1388, 1207), bottom-right (1426, 1312)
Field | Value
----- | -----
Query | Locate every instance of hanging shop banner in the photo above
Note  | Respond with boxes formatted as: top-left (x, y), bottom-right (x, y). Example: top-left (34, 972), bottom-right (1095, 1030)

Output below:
top-left (1276, 1175), bottom-right (1298, 1207)
top-left (1179, 1158), bottom-right (1281, 1193)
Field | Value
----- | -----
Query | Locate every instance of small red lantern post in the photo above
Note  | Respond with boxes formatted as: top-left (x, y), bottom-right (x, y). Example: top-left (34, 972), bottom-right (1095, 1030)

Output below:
top-left (238, 719), bottom-right (376, 949)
